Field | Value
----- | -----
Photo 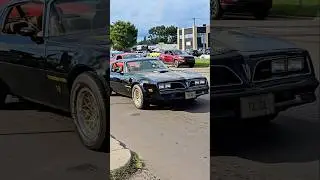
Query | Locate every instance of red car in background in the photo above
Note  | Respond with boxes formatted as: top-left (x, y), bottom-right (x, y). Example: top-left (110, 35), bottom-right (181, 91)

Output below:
top-left (159, 50), bottom-right (195, 68)
top-left (110, 53), bottom-right (144, 64)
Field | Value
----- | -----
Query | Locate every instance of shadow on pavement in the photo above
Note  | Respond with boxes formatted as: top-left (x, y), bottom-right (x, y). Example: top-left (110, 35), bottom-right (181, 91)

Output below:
top-left (211, 115), bottom-right (320, 164)
top-left (112, 94), bottom-right (210, 113)
top-left (147, 98), bottom-right (210, 114)
top-left (3, 96), bottom-right (70, 117)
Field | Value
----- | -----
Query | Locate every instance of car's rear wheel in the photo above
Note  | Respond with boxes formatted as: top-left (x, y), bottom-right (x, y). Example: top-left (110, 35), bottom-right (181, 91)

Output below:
top-left (189, 63), bottom-right (195, 68)
top-left (0, 80), bottom-right (8, 109)
top-left (174, 60), bottom-right (180, 68)
top-left (70, 72), bottom-right (108, 151)
top-left (253, 8), bottom-right (269, 20)
top-left (212, 0), bottom-right (223, 20)
top-left (132, 84), bottom-right (149, 109)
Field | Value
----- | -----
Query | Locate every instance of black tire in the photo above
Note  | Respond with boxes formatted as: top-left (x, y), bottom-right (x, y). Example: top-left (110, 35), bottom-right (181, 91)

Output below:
top-left (189, 63), bottom-right (195, 68)
top-left (132, 84), bottom-right (149, 109)
top-left (0, 80), bottom-right (8, 109)
top-left (70, 72), bottom-right (109, 151)
top-left (174, 60), bottom-right (180, 68)
top-left (253, 9), bottom-right (269, 20)
top-left (211, 0), bottom-right (223, 20)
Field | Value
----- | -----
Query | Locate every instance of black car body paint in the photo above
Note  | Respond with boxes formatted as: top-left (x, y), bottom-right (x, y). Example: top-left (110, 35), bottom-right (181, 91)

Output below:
top-left (211, 28), bottom-right (319, 119)
top-left (0, 0), bottom-right (109, 112)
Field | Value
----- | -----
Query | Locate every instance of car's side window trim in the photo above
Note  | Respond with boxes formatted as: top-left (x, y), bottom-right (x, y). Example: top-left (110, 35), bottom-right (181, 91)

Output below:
top-left (0, 1), bottom-right (46, 37)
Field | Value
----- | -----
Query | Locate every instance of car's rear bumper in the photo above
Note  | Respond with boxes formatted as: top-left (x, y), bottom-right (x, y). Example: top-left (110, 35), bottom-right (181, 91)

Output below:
top-left (221, 0), bottom-right (272, 12)
top-left (211, 78), bottom-right (319, 119)
top-left (145, 85), bottom-right (209, 103)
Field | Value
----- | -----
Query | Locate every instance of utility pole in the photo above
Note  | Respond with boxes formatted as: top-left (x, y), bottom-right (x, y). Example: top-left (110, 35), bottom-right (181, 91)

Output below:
top-left (192, 18), bottom-right (197, 26)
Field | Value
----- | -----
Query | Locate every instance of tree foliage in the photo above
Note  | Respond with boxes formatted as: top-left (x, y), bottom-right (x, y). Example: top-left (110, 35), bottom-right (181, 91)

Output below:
top-left (139, 25), bottom-right (178, 44)
top-left (110, 21), bottom-right (138, 51)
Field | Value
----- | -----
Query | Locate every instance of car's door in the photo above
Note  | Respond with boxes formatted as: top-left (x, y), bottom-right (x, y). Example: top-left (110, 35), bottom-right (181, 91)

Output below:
top-left (0, 1), bottom-right (48, 102)
top-left (167, 51), bottom-right (175, 63)
top-left (162, 51), bottom-right (171, 63)
top-left (120, 62), bottom-right (135, 97)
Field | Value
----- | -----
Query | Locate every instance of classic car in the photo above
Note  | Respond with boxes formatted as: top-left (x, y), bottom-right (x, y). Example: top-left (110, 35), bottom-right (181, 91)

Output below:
top-left (110, 58), bottom-right (209, 109)
top-left (159, 49), bottom-right (195, 68)
top-left (0, 0), bottom-right (110, 151)
top-left (211, 28), bottom-right (319, 123)
top-left (211, 0), bottom-right (273, 20)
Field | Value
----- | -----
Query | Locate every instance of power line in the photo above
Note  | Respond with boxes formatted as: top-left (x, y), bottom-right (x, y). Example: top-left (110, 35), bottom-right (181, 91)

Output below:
top-left (192, 17), bottom-right (202, 26)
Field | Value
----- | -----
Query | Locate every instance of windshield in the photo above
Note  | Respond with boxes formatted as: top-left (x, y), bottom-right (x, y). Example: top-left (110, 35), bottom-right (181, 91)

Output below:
top-left (172, 50), bottom-right (188, 55)
top-left (126, 59), bottom-right (167, 72)
top-left (49, 0), bottom-right (108, 35)
top-left (123, 54), bottom-right (143, 59)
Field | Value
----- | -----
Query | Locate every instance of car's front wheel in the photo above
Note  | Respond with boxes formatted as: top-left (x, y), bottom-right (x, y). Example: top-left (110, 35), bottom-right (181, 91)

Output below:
top-left (174, 60), bottom-right (180, 68)
top-left (132, 84), bottom-right (149, 109)
top-left (70, 72), bottom-right (108, 151)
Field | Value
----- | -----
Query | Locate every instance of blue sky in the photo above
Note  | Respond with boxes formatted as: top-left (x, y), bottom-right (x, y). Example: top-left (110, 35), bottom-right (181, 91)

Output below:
top-left (111, 0), bottom-right (209, 41)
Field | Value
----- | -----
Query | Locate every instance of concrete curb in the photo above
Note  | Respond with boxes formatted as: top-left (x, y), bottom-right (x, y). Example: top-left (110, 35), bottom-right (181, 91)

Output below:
top-left (110, 136), bottom-right (145, 180)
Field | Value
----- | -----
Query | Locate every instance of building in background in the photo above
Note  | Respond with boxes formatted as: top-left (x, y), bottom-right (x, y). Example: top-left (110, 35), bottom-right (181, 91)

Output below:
top-left (177, 24), bottom-right (210, 51)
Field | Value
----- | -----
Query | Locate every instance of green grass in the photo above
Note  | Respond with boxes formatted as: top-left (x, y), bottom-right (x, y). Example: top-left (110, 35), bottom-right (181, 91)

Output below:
top-left (110, 152), bottom-right (145, 180)
top-left (272, 0), bottom-right (320, 17)
top-left (195, 58), bottom-right (210, 68)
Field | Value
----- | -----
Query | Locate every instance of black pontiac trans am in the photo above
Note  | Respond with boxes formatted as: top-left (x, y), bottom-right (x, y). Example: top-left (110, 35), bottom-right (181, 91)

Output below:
top-left (0, 0), bottom-right (109, 151)
top-left (110, 58), bottom-right (209, 109)
top-left (211, 28), bottom-right (319, 123)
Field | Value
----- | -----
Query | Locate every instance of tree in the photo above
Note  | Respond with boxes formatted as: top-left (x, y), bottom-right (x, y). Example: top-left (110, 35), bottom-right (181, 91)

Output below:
top-left (147, 25), bottom-right (178, 44)
top-left (110, 21), bottom-right (138, 51)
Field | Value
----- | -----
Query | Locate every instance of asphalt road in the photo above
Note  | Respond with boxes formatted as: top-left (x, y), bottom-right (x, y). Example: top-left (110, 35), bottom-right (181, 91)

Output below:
top-left (0, 96), bottom-right (109, 180)
top-left (211, 18), bottom-right (320, 180)
top-left (111, 94), bottom-right (210, 180)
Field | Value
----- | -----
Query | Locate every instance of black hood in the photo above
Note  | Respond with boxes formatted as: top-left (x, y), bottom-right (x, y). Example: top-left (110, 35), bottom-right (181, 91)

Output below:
top-left (211, 28), bottom-right (298, 54)
top-left (132, 69), bottom-right (205, 82)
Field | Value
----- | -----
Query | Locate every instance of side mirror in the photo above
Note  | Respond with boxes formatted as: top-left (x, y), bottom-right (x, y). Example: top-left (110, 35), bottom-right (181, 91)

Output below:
top-left (19, 27), bottom-right (36, 36)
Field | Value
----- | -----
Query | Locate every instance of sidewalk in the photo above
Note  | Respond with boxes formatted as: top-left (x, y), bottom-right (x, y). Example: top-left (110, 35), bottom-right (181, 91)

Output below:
top-left (110, 136), bottom-right (149, 180)
top-left (110, 136), bottom-right (132, 180)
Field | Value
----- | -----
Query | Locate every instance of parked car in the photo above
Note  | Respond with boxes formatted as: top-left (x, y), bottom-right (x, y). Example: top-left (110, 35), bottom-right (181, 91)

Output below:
top-left (211, 0), bottom-right (273, 20)
top-left (159, 50), bottom-right (195, 68)
top-left (110, 58), bottom-right (209, 109)
top-left (148, 50), bottom-right (162, 58)
top-left (111, 53), bottom-right (144, 63)
top-left (0, 0), bottom-right (109, 151)
top-left (211, 28), bottom-right (319, 123)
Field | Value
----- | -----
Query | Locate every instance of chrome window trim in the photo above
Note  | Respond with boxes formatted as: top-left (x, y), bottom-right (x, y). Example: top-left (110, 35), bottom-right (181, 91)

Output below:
top-left (211, 65), bottom-right (244, 87)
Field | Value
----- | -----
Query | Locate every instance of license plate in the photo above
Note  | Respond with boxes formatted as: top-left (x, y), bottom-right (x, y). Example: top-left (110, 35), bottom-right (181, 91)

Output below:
top-left (185, 91), bottom-right (196, 99)
top-left (240, 94), bottom-right (275, 119)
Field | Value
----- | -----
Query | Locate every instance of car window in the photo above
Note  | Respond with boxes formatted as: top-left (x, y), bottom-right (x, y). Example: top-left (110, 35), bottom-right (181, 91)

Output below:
top-left (127, 60), bottom-right (167, 72)
top-left (123, 54), bottom-right (142, 59)
top-left (2, 2), bottom-right (44, 36)
top-left (48, 0), bottom-right (108, 37)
